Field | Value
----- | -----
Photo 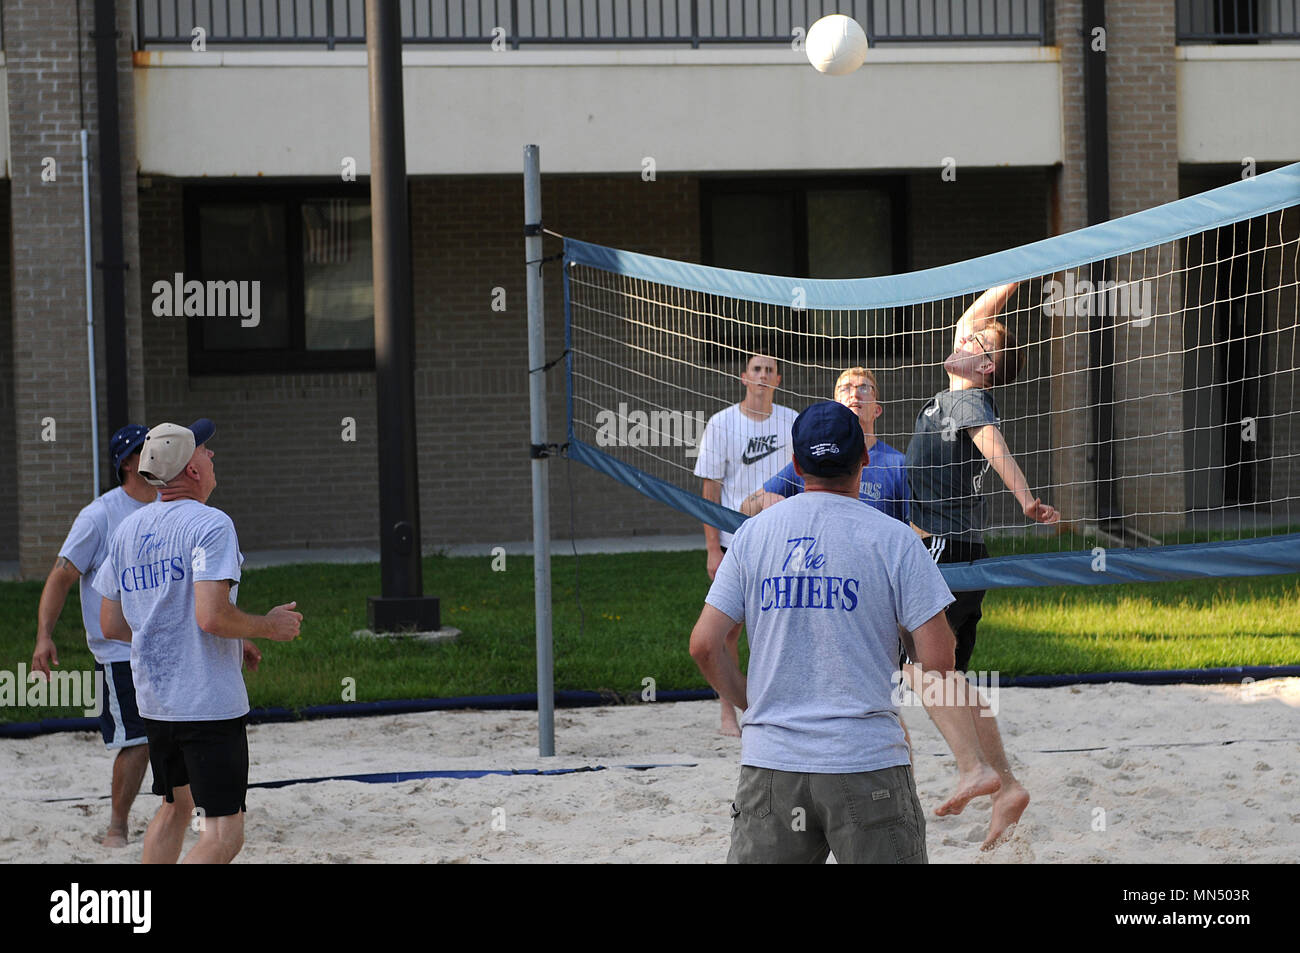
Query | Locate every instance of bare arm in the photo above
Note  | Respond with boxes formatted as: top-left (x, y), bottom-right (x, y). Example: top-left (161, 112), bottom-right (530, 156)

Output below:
top-left (954, 282), bottom-right (1018, 352)
top-left (701, 479), bottom-right (725, 579)
top-left (33, 557), bottom-right (83, 674)
top-left (739, 488), bottom-right (783, 516)
top-left (194, 581), bottom-right (301, 642)
top-left (689, 604), bottom-right (748, 712)
top-left (100, 596), bottom-right (132, 643)
top-left (969, 424), bottom-right (1060, 524)
top-left (907, 610), bottom-right (957, 675)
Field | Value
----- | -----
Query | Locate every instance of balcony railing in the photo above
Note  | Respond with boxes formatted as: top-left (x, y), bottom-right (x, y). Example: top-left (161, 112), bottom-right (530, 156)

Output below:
top-left (136, 0), bottom-right (1048, 50)
top-left (1177, 0), bottom-right (1300, 42)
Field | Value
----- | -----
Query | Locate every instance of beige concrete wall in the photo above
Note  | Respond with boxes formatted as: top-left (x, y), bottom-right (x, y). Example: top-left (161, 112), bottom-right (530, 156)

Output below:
top-left (131, 47), bottom-right (1062, 177)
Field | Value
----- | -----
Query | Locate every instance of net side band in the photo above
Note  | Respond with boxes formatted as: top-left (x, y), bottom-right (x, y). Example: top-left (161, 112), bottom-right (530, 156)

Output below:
top-left (564, 162), bottom-right (1300, 309)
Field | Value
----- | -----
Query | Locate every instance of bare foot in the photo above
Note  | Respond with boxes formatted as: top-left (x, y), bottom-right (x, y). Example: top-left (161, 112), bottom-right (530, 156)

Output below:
top-left (935, 763), bottom-right (1001, 817)
top-left (720, 706), bottom-right (741, 738)
top-left (101, 826), bottom-right (128, 848)
top-left (982, 782), bottom-right (1030, 851)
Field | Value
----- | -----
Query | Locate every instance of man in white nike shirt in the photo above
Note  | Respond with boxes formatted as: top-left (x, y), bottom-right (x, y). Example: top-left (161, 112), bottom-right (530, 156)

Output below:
top-left (693, 353), bottom-right (797, 735)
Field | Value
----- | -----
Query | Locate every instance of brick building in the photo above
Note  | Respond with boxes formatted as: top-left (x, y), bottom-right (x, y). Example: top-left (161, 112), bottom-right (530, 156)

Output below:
top-left (2, 0), bottom-right (1298, 578)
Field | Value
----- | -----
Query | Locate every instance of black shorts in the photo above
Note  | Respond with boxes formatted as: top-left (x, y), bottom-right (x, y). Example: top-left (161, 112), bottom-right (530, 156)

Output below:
top-left (926, 535), bottom-right (989, 672)
top-left (143, 716), bottom-right (249, 818)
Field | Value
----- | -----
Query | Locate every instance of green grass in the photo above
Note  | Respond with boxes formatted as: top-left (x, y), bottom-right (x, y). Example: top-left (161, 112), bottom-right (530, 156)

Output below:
top-left (2, 551), bottom-right (1297, 723)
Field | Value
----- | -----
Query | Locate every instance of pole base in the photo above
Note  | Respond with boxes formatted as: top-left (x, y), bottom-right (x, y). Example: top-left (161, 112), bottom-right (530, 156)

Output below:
top-left (367, 595), bottom-right (441, 633)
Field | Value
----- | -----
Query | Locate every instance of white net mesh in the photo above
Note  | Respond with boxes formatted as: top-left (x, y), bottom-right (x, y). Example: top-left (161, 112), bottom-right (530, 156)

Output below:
top-left (566, 180), bottom-right (1300, 572)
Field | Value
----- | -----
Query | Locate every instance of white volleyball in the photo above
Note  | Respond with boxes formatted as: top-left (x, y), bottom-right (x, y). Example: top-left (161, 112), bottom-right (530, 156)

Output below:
top-left (805, 14), bottom-right (868, 76)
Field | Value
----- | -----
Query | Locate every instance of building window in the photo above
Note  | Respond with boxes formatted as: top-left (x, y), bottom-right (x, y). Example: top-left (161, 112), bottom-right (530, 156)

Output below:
top-left (183, 185), bottom-right (375, 374)
top-left (701, 176), bottom-right (909, 361)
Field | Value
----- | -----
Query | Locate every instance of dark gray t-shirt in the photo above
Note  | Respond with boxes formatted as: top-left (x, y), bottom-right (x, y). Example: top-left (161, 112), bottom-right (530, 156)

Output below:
top-left (905, 388), bottom-right (1000, 541)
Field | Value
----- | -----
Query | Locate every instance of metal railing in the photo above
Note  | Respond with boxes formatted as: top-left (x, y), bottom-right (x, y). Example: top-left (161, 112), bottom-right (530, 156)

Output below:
top-left (1178, 0), bottom-right (1300, 42)
top-left (136, 0), bottom-right (1048, 50)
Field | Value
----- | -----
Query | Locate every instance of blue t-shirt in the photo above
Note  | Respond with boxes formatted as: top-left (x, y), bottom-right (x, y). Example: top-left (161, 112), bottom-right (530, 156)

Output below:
top-left (705, 492), bottom-right (954, 774)
top-left (93, 499), bottom-right (247, 722)
top-left (763, 439), bottom-right (909, 524)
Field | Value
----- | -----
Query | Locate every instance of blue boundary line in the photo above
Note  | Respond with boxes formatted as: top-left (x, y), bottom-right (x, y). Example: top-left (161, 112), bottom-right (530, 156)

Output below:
top-left (4, 671), bottom-right (1298, 739)
top-left (248, 763), bottom-right (699, 790)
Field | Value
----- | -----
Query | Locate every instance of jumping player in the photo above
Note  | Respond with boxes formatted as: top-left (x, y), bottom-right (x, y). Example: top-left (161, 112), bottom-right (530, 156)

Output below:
top-left (906, 281), bottom-right (1059, 848)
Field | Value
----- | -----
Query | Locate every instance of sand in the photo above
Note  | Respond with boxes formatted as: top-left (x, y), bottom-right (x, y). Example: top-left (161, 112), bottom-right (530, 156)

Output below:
top-left (3, 678), bottom-right (1297, 863)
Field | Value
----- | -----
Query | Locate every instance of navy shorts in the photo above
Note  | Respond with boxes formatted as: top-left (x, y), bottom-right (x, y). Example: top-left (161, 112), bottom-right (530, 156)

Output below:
top-left (96, 661), bottom-right (149, 750)
top-left (143, 716), bottom-right (249, 818)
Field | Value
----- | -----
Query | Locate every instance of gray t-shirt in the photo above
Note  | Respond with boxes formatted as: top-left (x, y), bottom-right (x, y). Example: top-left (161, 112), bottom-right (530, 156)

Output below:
top-left (58, 487), bottom-right (154, 665)
top-left (705, 492), bottom-right (953, 774)
top-left (905, 388), bottom-right (1001, 541)
top-left (93, 499), bottom-right (247, 722)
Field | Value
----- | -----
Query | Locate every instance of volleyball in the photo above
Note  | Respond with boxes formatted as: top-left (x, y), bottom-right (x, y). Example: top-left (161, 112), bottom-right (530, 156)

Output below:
top-left (805, 14), bottom-right (868, 75)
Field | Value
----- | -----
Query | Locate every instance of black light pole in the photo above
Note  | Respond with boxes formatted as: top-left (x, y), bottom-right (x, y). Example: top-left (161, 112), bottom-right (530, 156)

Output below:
top-left (1082, 0), bottom-right (1120, 531)
top-left (365, 0), bottom-right (439, 632)
top-left (93, 0), bottom-right (128, 438)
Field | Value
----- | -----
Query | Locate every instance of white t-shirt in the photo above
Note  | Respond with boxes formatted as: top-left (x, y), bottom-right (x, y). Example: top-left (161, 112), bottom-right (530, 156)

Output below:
top-left (58, 486), bottom-right (155, 664)
top-left (93, 499), bottom-right (247, 722)
top-left (692, 403), bottom-right (798, 547)
top-left (706, 492), bottom-right (954, 774)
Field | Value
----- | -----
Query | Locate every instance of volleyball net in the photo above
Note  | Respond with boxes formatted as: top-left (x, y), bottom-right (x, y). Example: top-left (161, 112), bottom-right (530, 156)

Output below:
top-left (561, 164), bottom-right (1300, 589)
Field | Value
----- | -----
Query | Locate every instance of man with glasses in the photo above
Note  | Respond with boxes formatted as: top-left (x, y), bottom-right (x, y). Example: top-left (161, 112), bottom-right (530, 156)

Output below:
top-left (740, 367), bottom-right (906, 522)
top-left (905, 281), bottom-right (1059, 849)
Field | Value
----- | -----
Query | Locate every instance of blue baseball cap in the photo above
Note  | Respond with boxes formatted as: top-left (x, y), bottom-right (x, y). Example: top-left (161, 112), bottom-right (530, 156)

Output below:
top-left (792, 401), bottom-right (866, 478)
top-left (110, 424), bottom-right (149, 484)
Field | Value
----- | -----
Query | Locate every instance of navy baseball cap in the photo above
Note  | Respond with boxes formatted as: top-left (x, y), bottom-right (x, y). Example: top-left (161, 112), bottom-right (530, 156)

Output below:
top-left (109, 424), bottom-right (149, 484)
top-left (792, 402), bottom-right (866, 478)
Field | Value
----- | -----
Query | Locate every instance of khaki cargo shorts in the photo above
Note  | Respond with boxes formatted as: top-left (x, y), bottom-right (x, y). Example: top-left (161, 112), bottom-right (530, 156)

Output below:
top-left (727, 763), bottom-right (927, 864)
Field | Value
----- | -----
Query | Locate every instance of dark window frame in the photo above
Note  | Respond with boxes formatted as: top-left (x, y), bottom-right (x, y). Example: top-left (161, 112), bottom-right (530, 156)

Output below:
top-left (699, 174), bottom-right (911, 362)
top-left (183, 181), bottom-right (376, 375)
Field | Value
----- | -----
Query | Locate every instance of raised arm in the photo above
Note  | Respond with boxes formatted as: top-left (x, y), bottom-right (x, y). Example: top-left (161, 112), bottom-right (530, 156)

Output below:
top-left (954, 282), bottom-right (1019, 353)
top-left (969, 424), bottom-right (1059, 524)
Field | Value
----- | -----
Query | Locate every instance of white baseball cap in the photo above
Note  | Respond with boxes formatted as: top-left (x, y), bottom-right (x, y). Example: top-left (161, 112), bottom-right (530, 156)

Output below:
top-left (138, 419), bottom-right (215, 486)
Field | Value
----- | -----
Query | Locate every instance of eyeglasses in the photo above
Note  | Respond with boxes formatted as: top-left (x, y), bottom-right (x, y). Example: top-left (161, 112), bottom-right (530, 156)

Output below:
top-left (836, 384), bottom-right (875, 397)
